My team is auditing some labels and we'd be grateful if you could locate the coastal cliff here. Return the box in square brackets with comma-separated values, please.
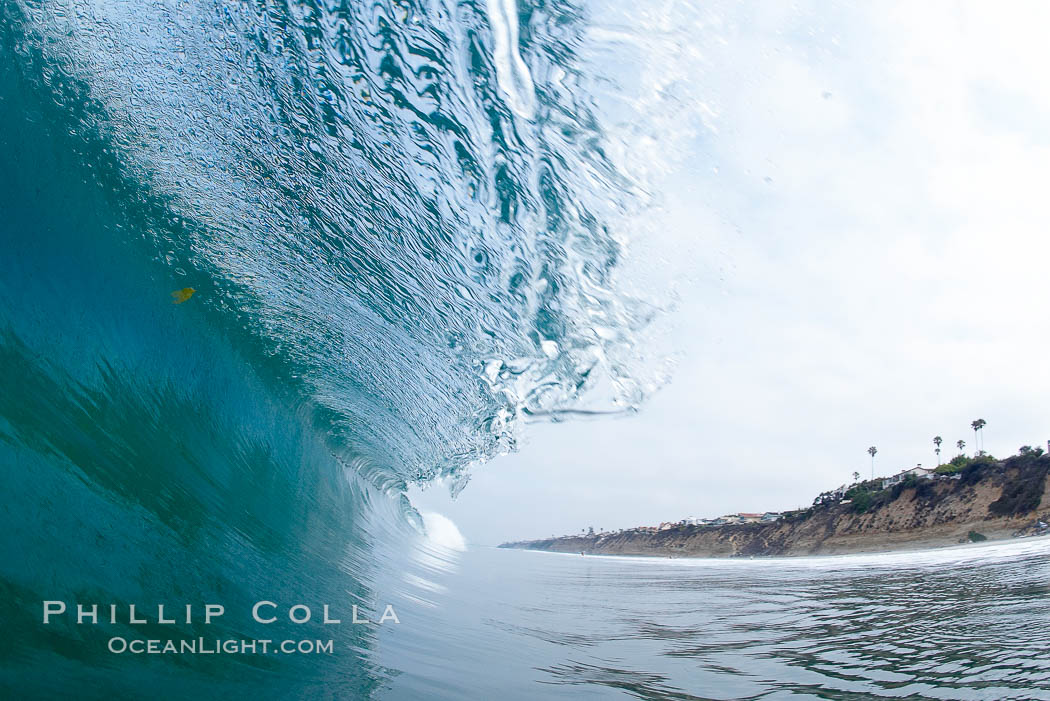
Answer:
[499, 452, 1050, 557]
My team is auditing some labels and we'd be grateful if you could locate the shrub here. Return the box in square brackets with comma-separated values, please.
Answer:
[968, 531, 987, 542]
[912, 477, 936, 499]
[812, 490, 838, 507]
[960, 456, 996, 485]
[850, 491, 874, 513]
[936, 454, 972, 474]
[844, 482, 877, 500]
[989, 474, 1045, 516]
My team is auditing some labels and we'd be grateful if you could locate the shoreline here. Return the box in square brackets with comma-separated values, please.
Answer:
[498, 529, 1050, 564]
[501, 453, 1050, 559]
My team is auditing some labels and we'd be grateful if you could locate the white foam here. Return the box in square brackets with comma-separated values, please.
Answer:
[484, 0, 537, 120]
[421, 511, 467, 552]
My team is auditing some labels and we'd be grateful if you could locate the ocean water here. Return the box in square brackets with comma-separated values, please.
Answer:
[2, 0, 1048, 699]
[377, 538, 1050, 700]
[0, 0, 654, 696]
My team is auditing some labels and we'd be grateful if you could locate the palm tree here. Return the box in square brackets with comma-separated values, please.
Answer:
[852, 471, 860, 483]
[867, 446, 878, 479]
[957, 439, 966, 455]
[971, 419, 986, 455]
[933, 436, 942, 465]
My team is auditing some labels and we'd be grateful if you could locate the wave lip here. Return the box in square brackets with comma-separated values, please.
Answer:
[0, 0, 669, 691]
[2, 0, 662, 489]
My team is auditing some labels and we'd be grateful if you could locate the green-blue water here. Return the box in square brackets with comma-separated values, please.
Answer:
[3, 0, 1049, 698]
[0, 0, 648, 696]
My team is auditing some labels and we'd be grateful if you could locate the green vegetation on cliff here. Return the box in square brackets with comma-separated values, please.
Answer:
[500, 448, 1050, 558]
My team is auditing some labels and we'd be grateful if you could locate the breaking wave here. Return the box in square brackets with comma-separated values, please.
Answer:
[0, 0, 666, 695]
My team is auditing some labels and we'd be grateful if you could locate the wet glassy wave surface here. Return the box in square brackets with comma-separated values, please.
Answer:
[1, 0, 662, 489]
[0, 0, 660, 696]
[2, 0, 1046, 698]
[379, 539, 1050, 700]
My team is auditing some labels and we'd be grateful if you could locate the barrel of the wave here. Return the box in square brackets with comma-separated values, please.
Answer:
[0, 40, 399, 699]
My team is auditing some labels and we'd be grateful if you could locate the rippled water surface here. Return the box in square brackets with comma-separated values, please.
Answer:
[377, 538, 1050, 699]
[3, 0, 1046, 697]
[0, 0, 663, 693]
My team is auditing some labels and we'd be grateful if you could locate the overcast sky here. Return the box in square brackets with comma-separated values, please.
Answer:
[411, 0, 1050, 545]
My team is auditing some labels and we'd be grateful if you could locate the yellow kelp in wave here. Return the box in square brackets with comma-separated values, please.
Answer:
[171, 287, 196, 304]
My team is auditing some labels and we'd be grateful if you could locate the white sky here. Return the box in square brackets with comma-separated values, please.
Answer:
[411, 0, 1050, 544]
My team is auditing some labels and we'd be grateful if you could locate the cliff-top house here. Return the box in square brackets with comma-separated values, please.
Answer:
[882, 464, 935, 489]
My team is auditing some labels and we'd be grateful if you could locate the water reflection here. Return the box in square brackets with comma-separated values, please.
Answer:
[378, 538, 1050, 700]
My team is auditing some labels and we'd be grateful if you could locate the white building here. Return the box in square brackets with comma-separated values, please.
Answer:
[882, 464, 935, 489]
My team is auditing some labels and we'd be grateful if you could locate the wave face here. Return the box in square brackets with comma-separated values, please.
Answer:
[0, 0, 655, 695]
[1, 0, 654, 489]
